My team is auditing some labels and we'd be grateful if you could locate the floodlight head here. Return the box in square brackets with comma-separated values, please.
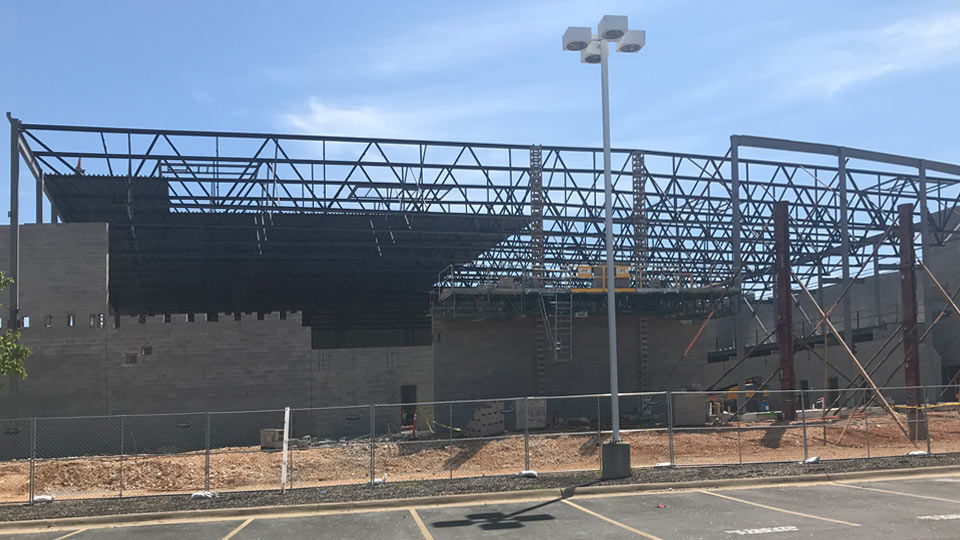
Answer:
[581, 40, 602, 64]
[616, 29, 645, 53]
[562, 26, 592, 51]
[598, 15, 628, 40]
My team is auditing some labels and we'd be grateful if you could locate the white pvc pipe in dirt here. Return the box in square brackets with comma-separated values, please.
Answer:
[280, 406, 290, 492]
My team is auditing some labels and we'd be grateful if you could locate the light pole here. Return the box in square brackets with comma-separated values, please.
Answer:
[563, 15, 645, 479]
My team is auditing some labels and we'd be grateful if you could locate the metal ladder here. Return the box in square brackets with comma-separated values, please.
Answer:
[553, 292, 573, 363]
[534, 305, 547, 395]
[539, 292, 573, 363]
[637, 317, 655, 417]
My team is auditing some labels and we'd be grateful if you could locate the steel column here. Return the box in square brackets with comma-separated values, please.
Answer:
[898, 203, 926, 440]
[529, 146, 544, 282]
[730, 137, 747, 411]
[838, 149, 853, 347]
[774, 202, 796, 420]
[917, 161, 929, 324]
[632, 152, 646, 286]
[7, 115, 20, 416]
[35, 172, 42, 224]
[8, 115, 20, 331]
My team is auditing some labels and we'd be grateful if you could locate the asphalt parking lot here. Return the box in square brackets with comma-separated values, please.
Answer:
[4, 474, 960, 539]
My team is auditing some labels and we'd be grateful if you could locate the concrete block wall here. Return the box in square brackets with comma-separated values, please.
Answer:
[433, 314, 643, 401]
[0, 224, 434, 430]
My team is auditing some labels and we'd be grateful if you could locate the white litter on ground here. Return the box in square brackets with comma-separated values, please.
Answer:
[191, 491, 218, 499]
[516, 470, 539, 478]
[654, 462, 674, 469]
[31, 495, 55, 503]
[908, 450, 929, 456]
[370, 473, 388, 486]
[802, 456, 821, 464]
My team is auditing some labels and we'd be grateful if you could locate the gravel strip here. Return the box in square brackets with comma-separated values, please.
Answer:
[3, 453, 958, 523]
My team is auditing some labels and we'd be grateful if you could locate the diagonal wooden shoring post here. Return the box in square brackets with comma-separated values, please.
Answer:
[868, 295, 958, 404]
[741, 296, 772, 343]
[824, 324, 904, 415]
[808, 220, 899, 337]
[728, 328, 863, 426]
[919, 261, 960, 404]
[793, 272, 915, 445]
[660, 309, 715, 389]
[791, 293, 814, 327]
[920, 262, 960, 320]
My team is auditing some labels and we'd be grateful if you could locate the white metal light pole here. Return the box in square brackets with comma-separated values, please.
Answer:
[563, 16, 645, 448]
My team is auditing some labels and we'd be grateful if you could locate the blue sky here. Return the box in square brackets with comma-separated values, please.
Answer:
[2, 0, 960, 223]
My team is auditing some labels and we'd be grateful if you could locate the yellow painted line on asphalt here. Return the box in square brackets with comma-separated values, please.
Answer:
[221, 518, 254, 540]
[409, 509, 435, 540]
[832, 482, 960, 504]
[53, 530, 85, 540]
[561, 499, 663, 539]
[699, 490, 860, 527]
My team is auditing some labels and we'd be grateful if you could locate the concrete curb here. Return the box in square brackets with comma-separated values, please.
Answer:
[4, 464, 960, 533]
[560, 464, 960, 496]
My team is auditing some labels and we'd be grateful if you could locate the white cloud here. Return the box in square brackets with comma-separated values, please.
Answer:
[769, 8, 960, 98]
[279, 89, 579, 141]
[282, 101, 404, 138]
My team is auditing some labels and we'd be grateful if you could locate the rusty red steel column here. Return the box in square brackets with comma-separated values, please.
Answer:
[774, 202, 796, 421]
[898, 203, 926, 440]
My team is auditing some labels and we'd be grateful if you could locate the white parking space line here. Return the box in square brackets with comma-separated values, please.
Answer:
[917, 514, 960, 520]
[700, 491, 860, 527]
[832, 482, 960, 504]
[724, 525, 799, 535]
[561, 499, 663, 539]
[53, 531, 85, 540]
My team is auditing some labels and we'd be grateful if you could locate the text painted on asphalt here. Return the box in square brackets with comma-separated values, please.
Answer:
[725, 526, 799, 535]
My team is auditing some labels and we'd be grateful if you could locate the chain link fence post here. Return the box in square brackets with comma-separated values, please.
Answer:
[865, 415, 870, 458]
[799, 390, 808, 461]
[28, 417, 36, 505]
[666, 391, 674, 465]
[204, 412, 211, 491]
[737, 418, 742, 465]
[523, 397, 530, 471]
[119, 415, 125, 497]
[923, 386, 932, 454]
[596, 395, 602, 470]
[280, 407, 290, 493]
[368, 404, 375, 485]
[448, 402, 454, 480]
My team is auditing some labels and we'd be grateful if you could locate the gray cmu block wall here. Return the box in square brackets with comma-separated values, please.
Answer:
[0, 223, 434, 429]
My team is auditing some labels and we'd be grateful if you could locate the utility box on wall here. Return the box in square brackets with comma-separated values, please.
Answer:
[516, 398, 547, 430]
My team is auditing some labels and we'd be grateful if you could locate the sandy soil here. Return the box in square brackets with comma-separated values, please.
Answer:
[1, 411, 957, 502]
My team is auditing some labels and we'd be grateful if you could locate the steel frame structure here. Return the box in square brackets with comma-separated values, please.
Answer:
[8, 115, 960, 328]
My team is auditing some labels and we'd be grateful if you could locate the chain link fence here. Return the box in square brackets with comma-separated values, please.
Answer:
[1, 384, 958, 503]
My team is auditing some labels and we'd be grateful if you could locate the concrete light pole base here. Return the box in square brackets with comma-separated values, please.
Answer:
[601, 442, 631, 479]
